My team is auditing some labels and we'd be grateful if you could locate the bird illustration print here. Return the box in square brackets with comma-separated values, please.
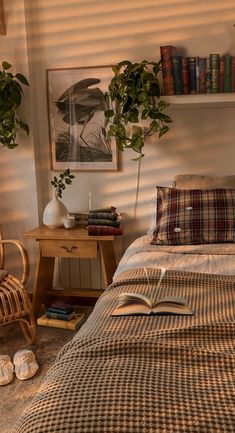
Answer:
[55, 78, 112, 162]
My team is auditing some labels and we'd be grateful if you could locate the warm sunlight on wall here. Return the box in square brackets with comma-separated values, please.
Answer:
[1, 0, 235, 290]
[23, 0, 235, 250]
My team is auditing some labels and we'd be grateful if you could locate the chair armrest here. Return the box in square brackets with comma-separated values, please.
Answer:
[0, 240, 29, 285]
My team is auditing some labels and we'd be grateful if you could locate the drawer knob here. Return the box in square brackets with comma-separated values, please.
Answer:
[61, 245, 78, 253]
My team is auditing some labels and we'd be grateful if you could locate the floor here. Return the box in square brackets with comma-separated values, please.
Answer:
[0, 307, 91, 433]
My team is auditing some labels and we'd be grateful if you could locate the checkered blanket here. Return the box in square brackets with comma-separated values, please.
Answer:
[13, 268, 235, 432]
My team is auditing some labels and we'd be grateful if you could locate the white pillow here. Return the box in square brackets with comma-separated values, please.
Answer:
[174, 174, 235, 189]
[147, 193, 157, 235]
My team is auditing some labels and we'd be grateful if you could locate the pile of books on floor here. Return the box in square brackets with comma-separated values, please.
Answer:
[160, 45, 235, 96]
[87, 206, 123, 236]
[37, 302, 85, 331]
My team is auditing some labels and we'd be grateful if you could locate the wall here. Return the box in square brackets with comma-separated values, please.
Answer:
[0, 0, 38, 288]
[1, 0, 235, 289]
[25, 0, 235, 241]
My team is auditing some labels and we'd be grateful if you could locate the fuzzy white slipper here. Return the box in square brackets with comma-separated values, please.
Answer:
[0, 355, 14, 386]
[13, 349, 39, 381]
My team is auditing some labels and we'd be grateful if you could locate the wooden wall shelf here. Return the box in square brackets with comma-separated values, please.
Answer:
[165, 93, 235, 109]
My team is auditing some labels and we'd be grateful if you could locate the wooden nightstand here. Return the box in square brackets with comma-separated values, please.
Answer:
[24, 226, 117, 318]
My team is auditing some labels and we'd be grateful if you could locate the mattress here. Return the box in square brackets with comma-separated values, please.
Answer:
[13, 238, 235, 433]
[114, 235, 235, 278]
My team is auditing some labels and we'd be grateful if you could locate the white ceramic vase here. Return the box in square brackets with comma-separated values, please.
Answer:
[43, 195, 68, 228]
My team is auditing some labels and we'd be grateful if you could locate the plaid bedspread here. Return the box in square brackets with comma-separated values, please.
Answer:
[13, 268, 235, 432]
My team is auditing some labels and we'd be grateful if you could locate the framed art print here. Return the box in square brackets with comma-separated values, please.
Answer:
[47, 65, 117, 171]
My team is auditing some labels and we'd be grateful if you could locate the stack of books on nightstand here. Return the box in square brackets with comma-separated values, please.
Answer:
[37, 302, 85, 331]
[87, 207, 123, 236]
[68, 211, 89, 228]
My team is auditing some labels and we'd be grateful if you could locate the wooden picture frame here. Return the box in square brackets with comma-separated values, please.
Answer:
[0, 0, 5, 35]
[47, 65, 118, 171]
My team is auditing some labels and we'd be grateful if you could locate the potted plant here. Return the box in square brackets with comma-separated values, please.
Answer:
[43, 169, 75, 228]
[105, 59, 172, 159]
[0, 61, 29, 149]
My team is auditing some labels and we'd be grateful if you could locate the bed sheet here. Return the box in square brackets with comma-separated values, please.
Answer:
[114, 235, 235, 279]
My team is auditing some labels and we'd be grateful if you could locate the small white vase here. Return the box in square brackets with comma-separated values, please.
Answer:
[43, 195, 68, 228]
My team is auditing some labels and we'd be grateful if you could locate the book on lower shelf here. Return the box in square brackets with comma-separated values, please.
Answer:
[46, 310, 75, 321]
[37, 312, 86, 330]
[111, 293, 194, 316]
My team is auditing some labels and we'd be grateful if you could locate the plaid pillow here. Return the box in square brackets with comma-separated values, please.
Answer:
[151, 186, 235, 245]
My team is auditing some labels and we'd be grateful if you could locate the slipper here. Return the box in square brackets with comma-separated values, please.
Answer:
[13, 349, 39, 381]
[0, 355, 14, 386]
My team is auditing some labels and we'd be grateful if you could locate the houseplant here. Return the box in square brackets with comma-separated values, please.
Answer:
[43, 169, 75, 228]
[0, 61, 29, 149]
[105, 59, 172, 159]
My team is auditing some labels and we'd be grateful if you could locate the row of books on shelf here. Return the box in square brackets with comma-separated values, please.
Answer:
[160, 45, 235, 96]
[69, 206, 124, 236]
[37, 302, 85, 330]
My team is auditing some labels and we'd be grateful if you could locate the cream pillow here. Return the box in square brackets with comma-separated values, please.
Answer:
[174, 174, 235, 189]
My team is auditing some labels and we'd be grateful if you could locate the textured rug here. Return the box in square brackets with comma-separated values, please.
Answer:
[0, 308, 91, 433]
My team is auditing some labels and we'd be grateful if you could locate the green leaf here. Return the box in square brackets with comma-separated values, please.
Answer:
[159, 125, 170, 138]
[157, 113, 173, 123]
[128, 109, 139, 123]
[141, 109, 149, 120]
[132, 153, 145, 161]
[150, 120, 159, 132]
[117, 60, 132, 68]
[104, 109, 114, 118]
[15, 73, 29, 86]
[2, 61, 12, 70]
[19, 121, 29, 135]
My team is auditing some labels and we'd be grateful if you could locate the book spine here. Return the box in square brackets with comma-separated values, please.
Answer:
[88, 225, 124, 236]
[46, 312, 74, 321]
[198, 57, 206, 93]
[206, 57, 211, 93]
[51, 301, 74, 310]
[196, 56, 200, 93]
[219, 56, 225, 92]
[210, 54, 220, 93]
[87, 219, 120, 227]
[91, 207, 116, 213]
[224, 54, 232, 93]
[232, 56, 235, 92]
[188, 57, 197, 94]
[160, 45, 177, 95]
[37, 317, 77, 330]
[88, 212, 118, 220]
[47, 307, 74, 315]
[172, 55, 182, 95]
[180, 57, 189, 95]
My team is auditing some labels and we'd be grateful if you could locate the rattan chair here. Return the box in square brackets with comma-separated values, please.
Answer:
[0, 237, 36, 343]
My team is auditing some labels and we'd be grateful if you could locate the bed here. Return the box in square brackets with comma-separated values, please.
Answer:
[13, 174, 235, 433]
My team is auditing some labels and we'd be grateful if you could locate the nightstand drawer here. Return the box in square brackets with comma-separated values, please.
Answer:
[40, 240, 97, 258]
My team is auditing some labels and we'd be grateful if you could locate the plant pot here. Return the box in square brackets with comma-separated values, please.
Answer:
[43, 195, 68, 228]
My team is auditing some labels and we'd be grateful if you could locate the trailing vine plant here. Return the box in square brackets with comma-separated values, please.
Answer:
[0, 61, 29, 149]
[105, 59, 172, 159]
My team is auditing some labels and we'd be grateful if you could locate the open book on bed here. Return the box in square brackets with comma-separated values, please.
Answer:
[111, 293, 194, 316]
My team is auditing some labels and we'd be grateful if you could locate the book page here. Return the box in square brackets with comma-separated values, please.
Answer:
[152, 303, 193, 315]
[116, 292, 152, 308]
[111, 303, 151, 316]
[155, 296, 187, 306]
